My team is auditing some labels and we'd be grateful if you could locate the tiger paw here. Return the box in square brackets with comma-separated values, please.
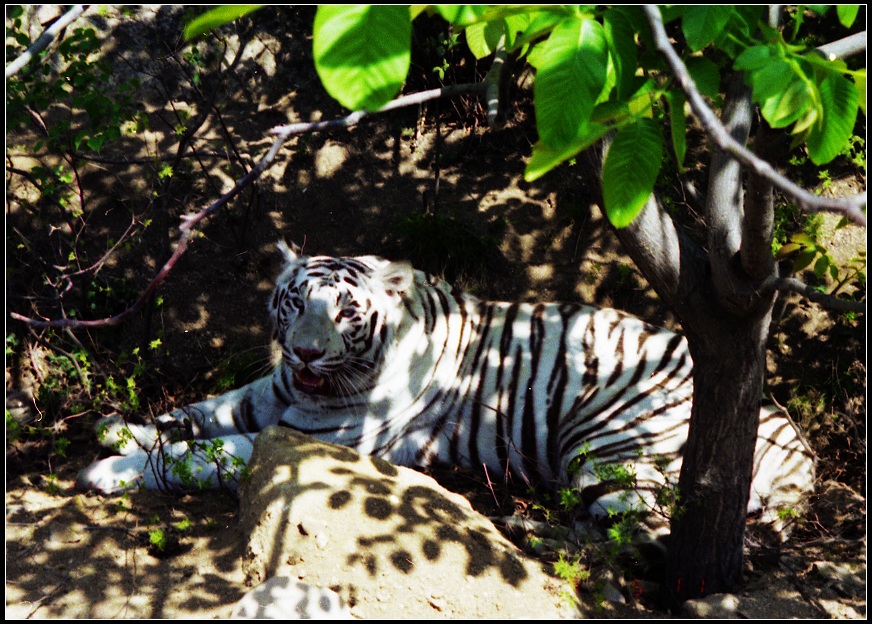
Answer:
[76, 451, 149, 494]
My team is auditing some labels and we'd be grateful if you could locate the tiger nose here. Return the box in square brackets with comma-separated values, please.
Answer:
[294, 348, 325, 363]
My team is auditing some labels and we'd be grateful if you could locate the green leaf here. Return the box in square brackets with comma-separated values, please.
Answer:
[184, 6, 264, 41]
[666, 90, 687, 170]
[602, 118, 663, 228]
[836, 5, 859, 28]
[512, 11, 567, 53]
[681, 6, 733, 51]
[792, 248, 817, 273]
[524, 122, 609, 182]
[806, 73, 860, 165]
[735, 44, 776, 72]
[742, 56, 793, 104]
[813, 256, 830, 279]
[502, 13, 533, 50]
[686, 56, 720, 99]
[603, 8, 637, 100]
[854, 70, 866, 116]
[805, 6, 830, 16]
[761, 76, 814, 129]
[432, 5, 488, 27]
[313, 6, 411, 111]
[532, 16, 608, 149]
[464, 20, 505, 59]
[775, 242, 802, 260]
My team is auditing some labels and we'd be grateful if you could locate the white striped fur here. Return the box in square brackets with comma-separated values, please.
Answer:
[79, 243, 815, 535]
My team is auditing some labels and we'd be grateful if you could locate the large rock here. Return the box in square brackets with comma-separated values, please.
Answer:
[238, 426, 578, 619]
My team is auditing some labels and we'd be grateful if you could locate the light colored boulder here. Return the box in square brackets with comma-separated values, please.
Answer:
[238, 426, 578, 619]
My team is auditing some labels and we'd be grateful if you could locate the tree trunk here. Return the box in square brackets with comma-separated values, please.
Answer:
[663, 305, 773, 605]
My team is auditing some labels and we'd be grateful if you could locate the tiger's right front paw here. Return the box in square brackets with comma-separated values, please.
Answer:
[76, 451, 149, 494]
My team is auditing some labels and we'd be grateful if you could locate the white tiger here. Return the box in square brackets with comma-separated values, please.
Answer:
[78, 242, 815, 533]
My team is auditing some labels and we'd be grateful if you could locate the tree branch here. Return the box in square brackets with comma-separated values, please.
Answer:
[10, 82, 489, 330]
[741, 124, 778, 281]
[5, 6, 88, 78]
[483, 40, 508, 127]
[594, 137, 709, 320]
[762, 276, 866, 313]
[270, 83, 486, 139]
[705, 74, 761, 315]
[817, 31, 867, 60]
[740, 8, 781, 283]
[642, 5, 866, 227]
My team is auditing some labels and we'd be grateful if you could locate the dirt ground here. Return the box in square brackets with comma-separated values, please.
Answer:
[5, 6, 866, 619]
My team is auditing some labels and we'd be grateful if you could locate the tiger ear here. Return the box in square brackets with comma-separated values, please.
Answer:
[377, 261, 414, 297]
[277, 240, 303, 264]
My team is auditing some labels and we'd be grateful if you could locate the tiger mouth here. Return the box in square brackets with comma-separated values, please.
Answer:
[293, 368, 330, 395]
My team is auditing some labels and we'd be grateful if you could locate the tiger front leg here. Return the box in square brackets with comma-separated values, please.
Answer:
[90, 382, 262, 455]
[78, 434, 256, 493]
[92, 409, 200, 456]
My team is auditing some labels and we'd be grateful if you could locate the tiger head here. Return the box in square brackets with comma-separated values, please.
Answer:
[269, 241, 415, 398]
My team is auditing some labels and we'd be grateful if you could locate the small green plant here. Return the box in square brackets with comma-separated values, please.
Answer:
[605, 510, 642, 549]
[43, 475, 62, 494]
[838, 134, 865, 170]
[6, 411, 23, 445]
[652, 456, 683, 520]
[553, 551, 590, 588]
[615, 263, 636, 289]
[776, 222, 866, 297]
[148, 528, 168, 552]
[584, 262, 602, 285]
[558, 486, 583, 511]
[52, 436, 72, 459]
[114, 489, 132, 512]
[7, 10, 143, 161]
[526, 535, 544, 551]
[168, 454, 197, 489]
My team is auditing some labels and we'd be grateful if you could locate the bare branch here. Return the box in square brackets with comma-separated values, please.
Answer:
[817, 31, 867, 60]
[270, 83, 486, 139]
[5, 6, 88, 78]
[642, 6, 866, 227]
[762, 276, 866, 313]
[483, 40, 508, 127]
[10, 82, 488, 330]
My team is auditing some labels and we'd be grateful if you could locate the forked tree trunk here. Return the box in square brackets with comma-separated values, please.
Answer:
[596, 74, 777, 607]
[664, 308, 773, 604]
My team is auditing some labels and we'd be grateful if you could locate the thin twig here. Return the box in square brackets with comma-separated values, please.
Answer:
[642, 5, 866, 226]
[761, 275, 866, 313]
[10, 82, 488, 329]
[5, 5, 88, 77]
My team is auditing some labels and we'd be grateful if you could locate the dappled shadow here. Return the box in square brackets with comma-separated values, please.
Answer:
[6, 5, 674, 393]
[5, 479, 245, 618]
[6, 6, 863, 620]
[235, 427, 557, 617]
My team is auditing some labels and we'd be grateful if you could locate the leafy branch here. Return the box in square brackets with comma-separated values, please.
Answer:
[9, 5, 865, 331]
[5, 5, 88, 77]
[641, 6, 866, 227]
